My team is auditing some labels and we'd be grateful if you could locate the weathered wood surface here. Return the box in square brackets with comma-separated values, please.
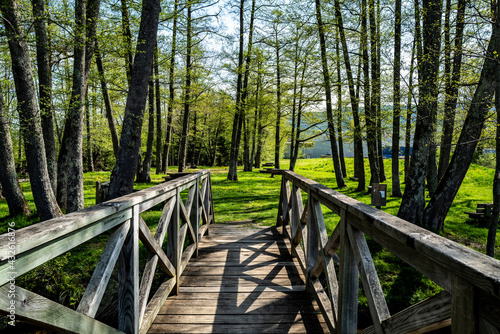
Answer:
[149, 223, 328, 333]
[277, 171, 500, 333]
[0, 170, 214, 334]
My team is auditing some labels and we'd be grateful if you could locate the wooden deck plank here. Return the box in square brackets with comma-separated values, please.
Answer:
[148, 224, 327, 333]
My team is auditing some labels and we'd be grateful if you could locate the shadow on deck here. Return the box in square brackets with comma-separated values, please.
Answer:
[149, 222, 328, 333]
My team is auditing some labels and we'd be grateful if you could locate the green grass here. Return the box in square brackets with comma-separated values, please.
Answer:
[1, 159, 499, 328]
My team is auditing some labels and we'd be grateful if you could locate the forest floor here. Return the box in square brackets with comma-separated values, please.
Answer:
[0, 157, 498, 329]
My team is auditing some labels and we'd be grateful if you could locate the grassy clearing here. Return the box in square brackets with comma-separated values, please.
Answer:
[0, 158, 498, 328]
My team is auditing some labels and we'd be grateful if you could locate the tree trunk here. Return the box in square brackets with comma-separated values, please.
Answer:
[254, 58, 264, 169]
[1, 0, 62, 220]
[289, 27, 300, 171]
[364, 0, 380, 185]
[227, 0, 245, 181]
[162, 0, 178, 173]
[336, 36, 347, 178]
[108, 0, 161, 199]
[487, 58, 500, 257]
[335, 2, 365, 191]
[177, 2, 192, 173]
[137, 73, 155, 183]
[438, 0, 466, 178]
[398, 0, 442, 225]
[405, 40, 415, 180]
[290, 58, 308, 172]
[315, 0, 345, 188]
[274, 35, 282, 171]
[32, 0, 57, 193]
[95, 41, 119, 157]
[85, 93, 94, 172]
[0, 83, 30, 216]
[422, 7, 499, 231]
[154, 45, 162, 174]
[242, 0, 256, 173]
[57, 0, 100, 213]
[121, 0, 133, 85]
[375, 0, 386, 182]
[391, 0, 402, 197]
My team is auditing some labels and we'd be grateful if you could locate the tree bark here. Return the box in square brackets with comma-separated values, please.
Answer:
[391, 0, 402, 197]
[32, 0, 57, 193]
[364, 0, 380, 185]
[178, 2, 192, 173]
[438, 0, 466, 178]
[398, 0, 442, 225]
[335, 0, 364, 191]
[336, 35, 347, 178]
[95, 41, 119, 157]
[0, 84, 30, 216]
[108, 0, 161, 199]
[375, 0, 386, 182]
[137, 72, 155, 183]
[274, 32, 282, 171]
[121, 0, 133, 85]
[422, 6, 499, 231]
[154, 45, 162, 174]
[315, 0, 345, 188]
[1, 0, 62, 220]
[405, 40, 415, 180]
[242, 0, 256, 172]
[162, 0, 178, 173]
[85, 93, 94, 172]
[57, 0, 100, 213]
[487, 60, 500, 257]
[227, 0, 246, 180]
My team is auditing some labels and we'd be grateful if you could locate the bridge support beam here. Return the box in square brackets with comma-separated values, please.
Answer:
[118, 206, 140, 334]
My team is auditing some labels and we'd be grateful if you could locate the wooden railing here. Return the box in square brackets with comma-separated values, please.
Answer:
[277, 170, 500, 333]
[0, 170, 214, 334]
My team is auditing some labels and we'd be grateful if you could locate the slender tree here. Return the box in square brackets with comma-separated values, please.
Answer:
[108, 0, 161, 199]
[155, 45, 162, 173]
[398, 0, 442, 224]
[95, 41, 119, 157]
[438, 0, 466, 178]
[363, 0, 380, 184]
[242, 0, 256, 172]
[178, 2, 193, 172]
[162, 0, 179, 173]
[137, 72, 155, 182]
[336, 33, 347, 178]
[315, 0, 345, 188]
[391, 0, 402, 197]
[1, 0, 62, 220]
[32, 0, 57, 193]
[0, 84, 30, 217]
[121, 0, 133, 84]
[227, 0, 246, 180]
[405, 41, 415, 179]
[335, 0, 365, 191]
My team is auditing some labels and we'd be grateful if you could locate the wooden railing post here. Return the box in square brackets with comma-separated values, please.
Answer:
[191, 177, 200, 257]
[338, 209, 358, 333]
[306, 191, 318, 293]
[118, 206, 140, 334]
[167, 189, 180, 296]
[451, 274, 476, 333]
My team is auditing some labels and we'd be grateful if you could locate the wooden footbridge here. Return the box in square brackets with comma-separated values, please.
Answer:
[1, 170, 500, 333]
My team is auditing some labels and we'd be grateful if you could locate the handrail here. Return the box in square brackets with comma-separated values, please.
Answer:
[276, 170, 500, 333]
[0, 170, 215, 334]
